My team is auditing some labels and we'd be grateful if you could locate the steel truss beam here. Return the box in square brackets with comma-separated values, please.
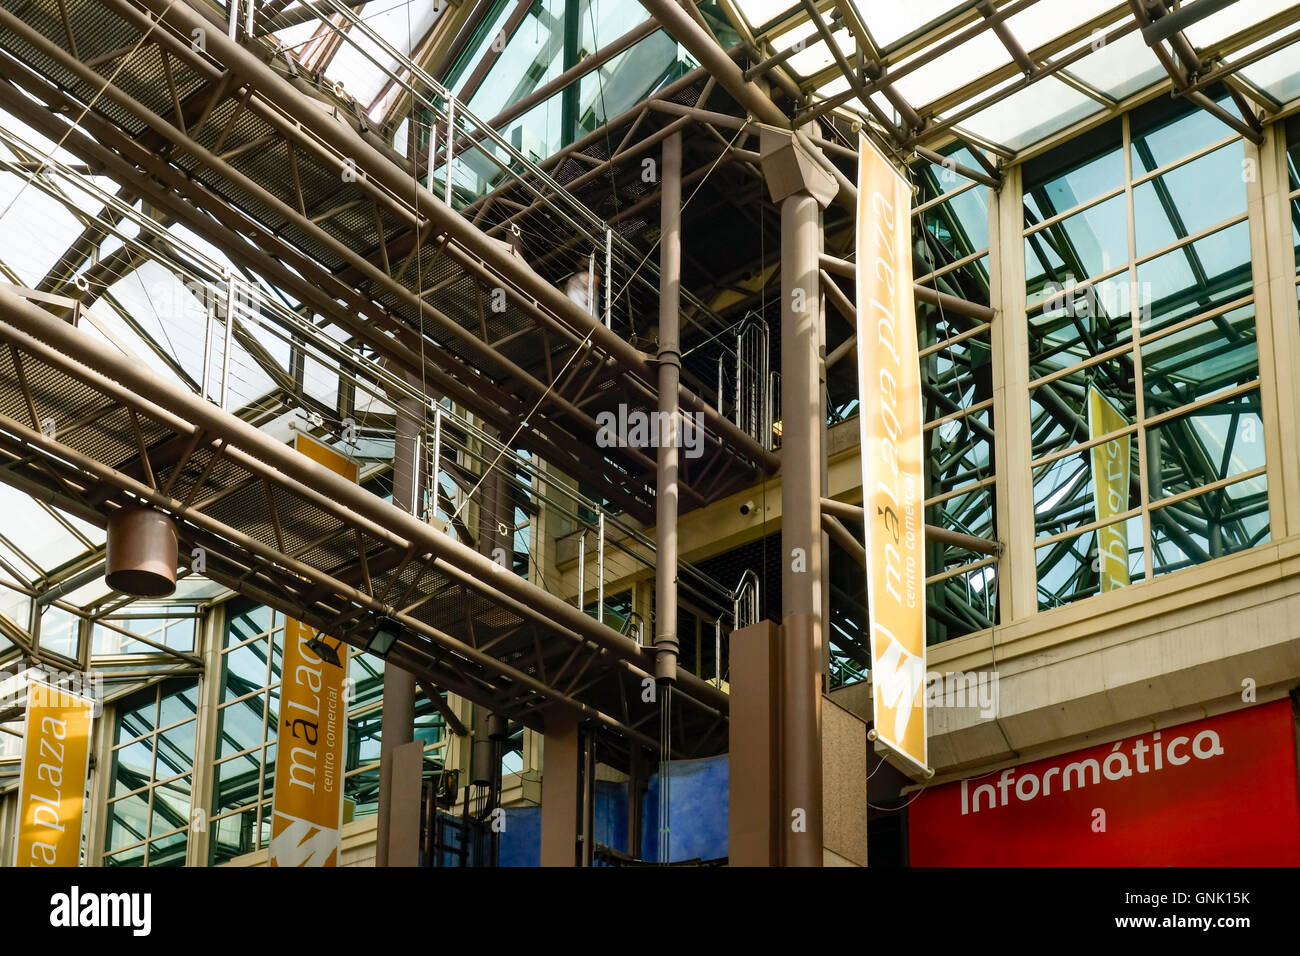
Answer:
[0, 285, 729, 760]
[0, 0, 773, 527]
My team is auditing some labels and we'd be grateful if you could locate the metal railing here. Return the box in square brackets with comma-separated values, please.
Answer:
[0, 117, 754, 681]
[279, 0, 739, 359]
[718, 314, 778, 450]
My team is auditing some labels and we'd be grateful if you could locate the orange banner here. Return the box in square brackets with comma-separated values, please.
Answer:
[268, 433, 357, 866]
[15, 682, 94, 866]
[856, 134, 928, 776]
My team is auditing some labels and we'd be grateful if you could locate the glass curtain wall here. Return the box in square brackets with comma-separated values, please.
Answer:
[915, 147, 997, 644]
[1023, 93, 1267, 611]
[103, 680, 200, 867]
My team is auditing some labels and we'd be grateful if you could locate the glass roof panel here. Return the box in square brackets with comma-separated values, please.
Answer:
[1063, 30, 1166, 101]
[954, 76, 1103, 151]
[1003, 0, 1119, 51]
[324, 0, 442, 106]
[272, 19, 325, 55]
[64, 577, 113, 609]
[787, 37, 836, 77]
[890, 28, 1011, 107]
[727, 1, 1298, 157]
[1184, 0, 1294, 48]
[739, 0, 806, 32]
[1239, 39, 1300, 102]
[0, 538, 35, 580]
[0, 173, 90, 286]
[0, 579, 29, 631]
[847, 1, 970, 49]
[0, 485, 91, 577]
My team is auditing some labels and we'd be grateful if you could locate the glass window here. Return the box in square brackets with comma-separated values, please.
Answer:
[1133, 141, 1246, 257]
[916, 149, 996, 646]
[1024, 95, 1268, 611]
[1023, 119, 1123, 219]
[92, 606, 197, 656]
[1025, 192, 1129, 299]
[103, 680, 197, 867]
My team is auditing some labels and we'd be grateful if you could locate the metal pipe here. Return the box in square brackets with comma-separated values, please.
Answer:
[220, 272, 234, 410]
[128, 0, 778, 474]
[820, 254, 998, 321]
[655, 131, 682, 683]
[978, 0, 1035, 74]
[779, 189, 824, 866]
[580, 728, 594, 866]
[820, 497, 1002, 556]
[638, 0, 788, 128]
[913, 144, 999, 189]
[597, 511, 605, 624]
[714, 619, 722, 684]
[0, 284, 729, 714]
[603, 227, 612, 329]
[377, 373, 423, 866]
[431, 407, 442, 520]
[201, 300, 214, 402]
[444, 97, 455, 207]
[820, 512, 867, 567]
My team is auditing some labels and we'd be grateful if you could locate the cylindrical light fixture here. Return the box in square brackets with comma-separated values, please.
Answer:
[105, 507, 178, 597]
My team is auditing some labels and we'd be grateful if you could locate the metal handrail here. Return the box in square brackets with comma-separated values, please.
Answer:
[284, 0, 736, 350]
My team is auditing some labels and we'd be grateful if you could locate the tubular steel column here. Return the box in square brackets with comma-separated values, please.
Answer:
[780, 190, 826, 867]
[376, 378, 422, 866]
[654, 131, 683, 683]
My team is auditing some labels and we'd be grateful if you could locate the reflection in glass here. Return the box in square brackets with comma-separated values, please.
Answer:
[1034, 448, 1139, 541]
[1147, 390, 1264, 501]
[1025, 192, 1129, 297]
[1036, 517, 1144, 610]
[1133, 141, 1246, 257]
[1141, 307, 1257, 415]
[1131, 92, 1241, 175]
[1152, 477, 1269, 576]
[1137, 221, 1252, 333]
[1030, 356, 1136, 458]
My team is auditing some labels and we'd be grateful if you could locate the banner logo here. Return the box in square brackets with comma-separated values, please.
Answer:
[268, 435, 355, 866]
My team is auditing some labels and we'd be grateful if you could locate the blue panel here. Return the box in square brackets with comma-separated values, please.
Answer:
[640, 755, 729, 863]
[498, 806, 541, 867]
[593, 779, 628, 855]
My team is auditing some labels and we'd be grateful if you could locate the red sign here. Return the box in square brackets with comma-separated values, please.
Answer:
[908, 699, 1300, 865]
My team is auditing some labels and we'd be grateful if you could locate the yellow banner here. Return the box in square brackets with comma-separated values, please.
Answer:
[15, 682, 94, 867]
[1087, 386, 1131, 591]
[268, 434, 357, 866]
[856, 134, 927, 776]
